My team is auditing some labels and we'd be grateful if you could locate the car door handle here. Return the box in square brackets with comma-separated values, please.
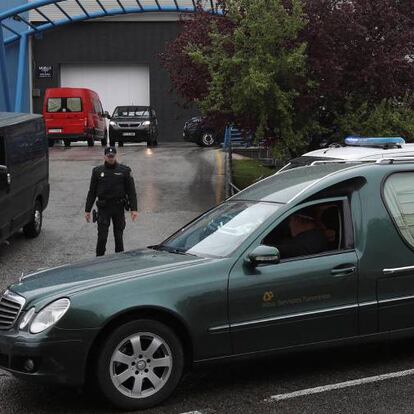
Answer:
[331, 266, 356, 276]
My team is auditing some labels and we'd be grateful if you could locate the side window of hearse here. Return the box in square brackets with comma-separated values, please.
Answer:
[262, 201, 347, 261]
[383, 173, 414, 248]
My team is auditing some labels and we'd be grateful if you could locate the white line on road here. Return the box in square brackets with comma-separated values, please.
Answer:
[267, 368, 414, 402]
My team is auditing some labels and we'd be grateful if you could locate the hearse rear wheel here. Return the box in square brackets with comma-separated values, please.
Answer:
[64, 139, 71, 148]
[23, 200, 42, 238]
[96, 319, 184, 410]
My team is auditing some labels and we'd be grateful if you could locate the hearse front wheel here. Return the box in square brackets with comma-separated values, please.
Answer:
[96, 319, 184, 410]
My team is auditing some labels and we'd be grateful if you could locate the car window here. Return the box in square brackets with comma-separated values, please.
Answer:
[47, 97, 82, 113]
[113, 107, 150, 117]
[160, 201, 281, 258]
[383, 172, 414, 248]
[262, 201, 351, 261]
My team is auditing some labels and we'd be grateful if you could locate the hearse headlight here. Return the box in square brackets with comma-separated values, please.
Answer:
[142, 120, 151, 126]
[30, 298, 71, 334]
[19, 307, 35, 330]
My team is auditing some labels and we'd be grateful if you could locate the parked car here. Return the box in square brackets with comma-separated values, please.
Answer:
[109, 106, 158, 147]
[5, 157, 414, 409]
[0, 113, 49, 243]
[183, 116, 224, 147]
[43, 88, 109, 148]
[279, 136, 414, 172]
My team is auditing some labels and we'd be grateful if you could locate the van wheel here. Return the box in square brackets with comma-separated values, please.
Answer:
[87, 137, 95, 147]
[23, 200, 42, 238]
[96, 319, 184, 410]
[48, 140, 55, 148]
[64, 140, 71, 148]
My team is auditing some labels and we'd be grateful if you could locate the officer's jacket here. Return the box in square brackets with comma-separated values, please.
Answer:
[85, 162, 138, 212]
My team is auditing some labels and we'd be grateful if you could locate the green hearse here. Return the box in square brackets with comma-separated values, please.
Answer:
[1, 159, 414, 410]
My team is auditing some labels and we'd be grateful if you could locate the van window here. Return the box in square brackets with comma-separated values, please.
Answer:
[47, 97, 82, 113]
[383, 173, 414, 248]
[93, 99, 103, 114]
[0, 137, 5, 165]
[262, 201, 352, 260]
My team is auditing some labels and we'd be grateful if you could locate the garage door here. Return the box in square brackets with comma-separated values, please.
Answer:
[60, 64, 150, 115]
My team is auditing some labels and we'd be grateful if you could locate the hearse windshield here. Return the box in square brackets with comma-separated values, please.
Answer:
[157, 201, 281, 258]
[113, 107, 150, 118]
[47, 97, 82, 113]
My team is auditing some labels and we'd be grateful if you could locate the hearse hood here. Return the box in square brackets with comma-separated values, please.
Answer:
[9, 249, 208, 304]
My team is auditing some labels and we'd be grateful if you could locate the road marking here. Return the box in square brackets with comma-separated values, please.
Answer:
[215, 149, 224, 204]
[267, 368, 414, 402]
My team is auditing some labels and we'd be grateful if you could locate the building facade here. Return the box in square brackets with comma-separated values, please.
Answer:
[31, 15, 195, 142]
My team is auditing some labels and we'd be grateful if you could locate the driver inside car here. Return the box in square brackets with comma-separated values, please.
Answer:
[269, 208, 329, 260]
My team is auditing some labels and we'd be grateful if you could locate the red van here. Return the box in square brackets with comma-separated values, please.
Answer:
[43, 88, 108, 147]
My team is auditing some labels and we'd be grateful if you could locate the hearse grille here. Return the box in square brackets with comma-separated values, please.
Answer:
[0, 290, 25, 330]
[118, 122, 140, 128]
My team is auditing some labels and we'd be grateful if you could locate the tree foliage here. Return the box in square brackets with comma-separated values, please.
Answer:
[161, 0, 414, 153]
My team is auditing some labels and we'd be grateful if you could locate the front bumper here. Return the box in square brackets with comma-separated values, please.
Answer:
[47, 133, 89, 142]
[0, 327, 98, 386]
[183, 128, 201, 143]
[109, 127, 150, 142]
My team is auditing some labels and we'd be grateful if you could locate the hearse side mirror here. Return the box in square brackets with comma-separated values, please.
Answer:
[246, 245, 280, 267]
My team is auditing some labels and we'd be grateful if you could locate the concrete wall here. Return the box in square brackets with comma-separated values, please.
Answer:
[32, 21, 197, 142]
[0, 0, 31, 113]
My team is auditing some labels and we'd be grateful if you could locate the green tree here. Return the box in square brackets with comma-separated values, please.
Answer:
[335, 94, 414, 143]
[188, 0, 313, 156]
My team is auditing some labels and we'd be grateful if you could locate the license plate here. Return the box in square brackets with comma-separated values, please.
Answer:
[49, 129, 62, 133]
[123, 132, 135, 136]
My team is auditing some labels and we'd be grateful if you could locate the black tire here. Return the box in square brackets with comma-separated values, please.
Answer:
[109, 139, 116, 147]
[48, 140, 55, 148]
[200, 131, 216, 147]
[118, 141, 124, 147]
[101, 132, 107, 147]
[96, 319, 184, 411]
[23, 200, 42, 238]
[64, 139, 71, 148]
[87, 136, 95, 147]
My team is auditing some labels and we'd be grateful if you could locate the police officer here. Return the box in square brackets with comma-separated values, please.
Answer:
[85, 147, 138, 256]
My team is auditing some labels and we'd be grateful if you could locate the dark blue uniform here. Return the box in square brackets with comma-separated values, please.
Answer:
[85, 162, 137, 256]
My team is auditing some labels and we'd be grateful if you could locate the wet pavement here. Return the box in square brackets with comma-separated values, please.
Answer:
[2, 143, 414, 413]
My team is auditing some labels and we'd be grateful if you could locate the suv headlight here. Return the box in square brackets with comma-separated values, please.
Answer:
[109, 121, 117, 126]
[29, 298, 71, 334]
[142, 120, 151, 126]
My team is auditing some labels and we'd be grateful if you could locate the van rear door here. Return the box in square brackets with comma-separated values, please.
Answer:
[44, 96, 85, 136]
[0, 135, 11, 241]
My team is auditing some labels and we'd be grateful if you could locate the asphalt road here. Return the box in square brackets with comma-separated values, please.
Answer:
[2, 143, 414, 413]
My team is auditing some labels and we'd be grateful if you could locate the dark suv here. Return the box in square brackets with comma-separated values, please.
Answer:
[183, 116, 224, 147]
[109, 106, 158, 147]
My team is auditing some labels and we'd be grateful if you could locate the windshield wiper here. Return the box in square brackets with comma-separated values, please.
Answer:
[150, 245, 197, 257]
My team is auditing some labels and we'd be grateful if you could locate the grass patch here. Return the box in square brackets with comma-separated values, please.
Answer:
[232, 159, 276, 190]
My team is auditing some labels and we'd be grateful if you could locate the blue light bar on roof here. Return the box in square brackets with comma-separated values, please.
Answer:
[345, 136, 406, 147]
